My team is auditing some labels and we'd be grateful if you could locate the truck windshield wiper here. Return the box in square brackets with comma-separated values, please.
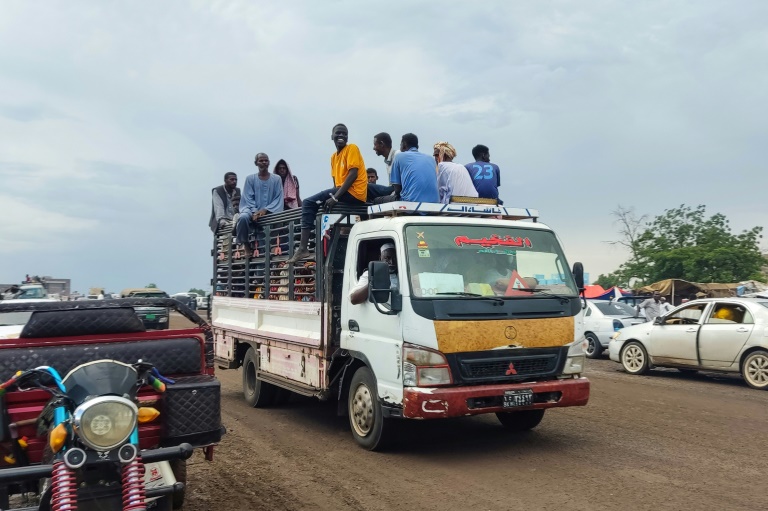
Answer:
[511, 289, 574, 303]
[436, 292, 504, 304]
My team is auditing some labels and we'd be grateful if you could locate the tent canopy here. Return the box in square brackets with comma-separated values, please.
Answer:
[637, 278, 741, 301]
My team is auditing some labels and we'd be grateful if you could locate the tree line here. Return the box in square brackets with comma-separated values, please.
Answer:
[595, 204, 766, 288]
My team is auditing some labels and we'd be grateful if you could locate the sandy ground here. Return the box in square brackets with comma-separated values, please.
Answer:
[180, 356, 768, 511]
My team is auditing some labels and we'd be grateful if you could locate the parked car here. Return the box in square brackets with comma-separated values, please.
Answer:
[172, 292, 198, 310]
[583, 300, 646, 358]
[196, 294, 210, 310]
[608, 298, 768, 389]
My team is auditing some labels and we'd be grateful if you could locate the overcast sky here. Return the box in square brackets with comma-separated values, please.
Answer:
[1, 1, 766, 294]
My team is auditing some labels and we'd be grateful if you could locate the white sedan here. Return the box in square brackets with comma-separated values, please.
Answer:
[583, 300, 646, 358]
[609, 297, 768, 389]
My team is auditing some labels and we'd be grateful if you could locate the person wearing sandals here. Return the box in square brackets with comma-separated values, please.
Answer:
[287, 123, 368, 263]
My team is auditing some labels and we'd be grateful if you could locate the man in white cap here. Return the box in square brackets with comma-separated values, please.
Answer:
[349, 242, 398, 305]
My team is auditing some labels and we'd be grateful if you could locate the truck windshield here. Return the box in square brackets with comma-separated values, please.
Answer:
[19, 287, 45, 299]
[404, 225, 578, 299]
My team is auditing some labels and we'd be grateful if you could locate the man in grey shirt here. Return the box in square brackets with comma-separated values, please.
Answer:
[210, 172, 240, 232]
[637, 291, 663, 322]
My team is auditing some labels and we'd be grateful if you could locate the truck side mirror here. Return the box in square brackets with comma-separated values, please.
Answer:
[368, 261, 391, 304]
[572, 262, 585, 290]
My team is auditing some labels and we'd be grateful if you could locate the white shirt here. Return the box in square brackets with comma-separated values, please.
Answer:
[349, 270, 399, 301]
[384, 148, 400, 183]
[437, 161, 479, 204]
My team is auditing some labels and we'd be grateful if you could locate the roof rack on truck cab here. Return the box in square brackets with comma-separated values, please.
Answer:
[367, 201, 539, 221]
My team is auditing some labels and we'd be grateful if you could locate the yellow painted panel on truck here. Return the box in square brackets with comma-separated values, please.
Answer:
[434, 317, 574, 353]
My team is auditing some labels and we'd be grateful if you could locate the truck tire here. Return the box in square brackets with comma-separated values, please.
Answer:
[585, 333, 602, 359]
[170, 459, 187, 509]
[242, 347, 277, 407]
[495, 409, 545, 431]
[348, 366, 392, 451]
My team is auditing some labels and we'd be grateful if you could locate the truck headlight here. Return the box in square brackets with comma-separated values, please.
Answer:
[73, 396, 137, 451]
[562, 339, 586, 376]
[402, 344, 452, 387]
[159, 317, 168, 323]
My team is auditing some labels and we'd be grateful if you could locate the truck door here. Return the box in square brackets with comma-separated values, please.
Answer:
[340, 236, 403, 405]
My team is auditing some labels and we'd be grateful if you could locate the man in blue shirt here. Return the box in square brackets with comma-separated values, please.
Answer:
[465, 144, 501, 202]
[389, 133, 439, 203]
[237, 152, 284, 257]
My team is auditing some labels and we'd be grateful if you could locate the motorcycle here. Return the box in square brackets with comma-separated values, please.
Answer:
[0, 359, 193, 510]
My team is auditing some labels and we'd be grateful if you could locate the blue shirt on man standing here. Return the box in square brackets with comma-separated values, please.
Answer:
[390, 148, 439, 203]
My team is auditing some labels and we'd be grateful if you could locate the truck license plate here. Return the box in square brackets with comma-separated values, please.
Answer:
[503, 389, 533, 408]
[145, 314, 156, 320]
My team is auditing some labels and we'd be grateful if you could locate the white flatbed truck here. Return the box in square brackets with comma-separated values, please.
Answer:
[211, 201, 590, 450]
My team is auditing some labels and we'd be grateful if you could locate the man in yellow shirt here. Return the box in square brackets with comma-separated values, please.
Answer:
[288, 123, 368, 263]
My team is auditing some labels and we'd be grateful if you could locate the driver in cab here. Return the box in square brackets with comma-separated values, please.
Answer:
[349, 243, 398, 305]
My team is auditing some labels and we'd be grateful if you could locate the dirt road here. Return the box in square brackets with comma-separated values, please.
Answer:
[182, 358, 768, 511]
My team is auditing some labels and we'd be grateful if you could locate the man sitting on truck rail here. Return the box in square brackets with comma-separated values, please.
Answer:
[237, 153, 284, 257]
[209, 172, 240, 233]
[349, 242, 398, 305]
[288, 124, 369, 263]
[389, 133, 440, 204]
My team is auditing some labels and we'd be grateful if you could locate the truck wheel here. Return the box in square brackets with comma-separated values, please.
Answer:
[348, 366, 391, 451]
[585, 333, 602, 359]
[242, 347, 277, 407]
[621, 341, 649, 375]
[170, 459, 186, 509]
[496, 409, 545, 431]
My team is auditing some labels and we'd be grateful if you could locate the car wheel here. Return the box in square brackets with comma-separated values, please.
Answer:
[585, 333, 602, 359]
[242, 347, 277, 407]
[496, 409, 545, 431]
[621, 341, 649, 375]
[741, 350, 768, 390]
[348, 366, 392, 451]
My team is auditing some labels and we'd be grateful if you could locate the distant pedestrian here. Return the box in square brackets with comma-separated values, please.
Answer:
[433, 141, 478, 204]
[389, 133, 439, 203]
[659, 296, 672, 315]
[465, 144, 501, 203]
[637, 292, 663, 322]
[273, 159, 302, 209]
[209, 172, 240, 232]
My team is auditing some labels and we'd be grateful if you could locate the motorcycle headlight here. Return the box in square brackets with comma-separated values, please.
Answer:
[73, 396, 137, 451]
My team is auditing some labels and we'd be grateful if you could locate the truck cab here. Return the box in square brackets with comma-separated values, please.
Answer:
[212, 201, 589, 449]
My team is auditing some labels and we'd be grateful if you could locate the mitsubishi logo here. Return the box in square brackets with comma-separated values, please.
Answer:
[505, 362, 517, 376]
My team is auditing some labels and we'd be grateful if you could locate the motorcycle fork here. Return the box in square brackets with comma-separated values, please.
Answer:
[121, 427, 147, 511]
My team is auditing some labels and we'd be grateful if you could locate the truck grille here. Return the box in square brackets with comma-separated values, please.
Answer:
[453, 349, 563, 383]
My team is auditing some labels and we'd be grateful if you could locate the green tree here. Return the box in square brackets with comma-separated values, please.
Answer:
[594, 273, 621, 289]
[189, 288, 206, 296]
[146, 283, 157, 288]
[608, 204, 764, 284]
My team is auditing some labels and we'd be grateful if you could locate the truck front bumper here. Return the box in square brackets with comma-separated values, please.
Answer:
[401, 377, 590, 419]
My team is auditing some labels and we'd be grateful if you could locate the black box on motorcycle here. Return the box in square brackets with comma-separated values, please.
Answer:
[162, 375, 222, 440]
